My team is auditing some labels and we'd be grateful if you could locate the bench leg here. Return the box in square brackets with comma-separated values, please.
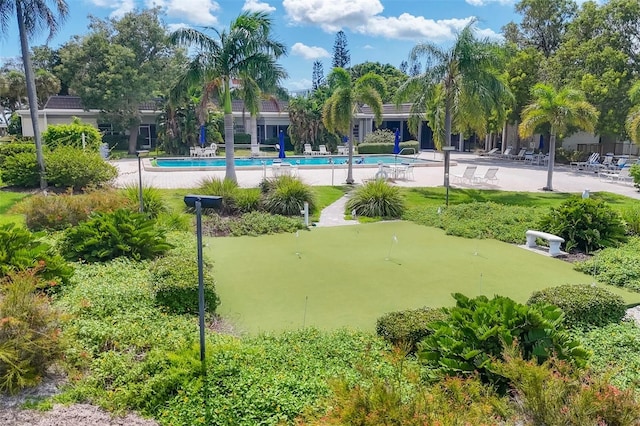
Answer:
[548, 241, 562, 256]
[526, 235, 537, 248]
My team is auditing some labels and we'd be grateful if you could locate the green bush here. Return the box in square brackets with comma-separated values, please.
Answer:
[375, 307, 448, 353]
[1, 152, 39, 188]
[357, 141, 419, 154]
[621, 203, 640, 236]
[418, 293, 589, 392]
[346, 179, 405, 218]
[234, 188, 262, 213]
[42, 117, 102, 151]
[0, 143, 36, 169]
[101, 134, 129, 151]
[538, 196, 627, 253]
[363, 129, 395, 144]
[60, 209, 173, 262]
[203, 211, 306, 237]
[122, 185, 167, 219]
[198, 176, 239, 215]
[527, 284, 626, 328]
[0, 270, 62, 394]
[263, 175, 316, 216]
[17, 189, 132, 231]
[574, 237, 640, 291]
[150, 255, 219, 315]
[630, 163, 640, 189]
[45, 146, 118, 190]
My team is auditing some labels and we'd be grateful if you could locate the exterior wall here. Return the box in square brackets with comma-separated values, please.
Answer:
[560, 131, 599, 151]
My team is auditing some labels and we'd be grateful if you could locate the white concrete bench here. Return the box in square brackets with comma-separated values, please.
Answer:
[526, 230, 565, 257]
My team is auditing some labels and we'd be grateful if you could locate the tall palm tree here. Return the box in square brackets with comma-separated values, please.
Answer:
[519, 83, 599, 191]
[323, 68, 385, 184]
[625, 80, 640, 145]
[171, 11, 286, 183]
[396, 20, 510, 151]
[0, 0, 68, 189]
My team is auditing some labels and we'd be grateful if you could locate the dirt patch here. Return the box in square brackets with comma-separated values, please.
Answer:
[559, 251, 592, 264]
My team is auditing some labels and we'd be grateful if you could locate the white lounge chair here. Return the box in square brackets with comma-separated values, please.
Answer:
[499, 147, 513, 159]
[510, 148, 527, 161]
[570, 153, 599, 170]
[452, 165, 478, 184]
[250, 145, 261, 157]
[303, 144, 314, 156]
[189, 147, 197, 157]
[318, 145, 330, 155]
[474, 167, 499, 185]
[600, 167, 632, 184]
[483, 148, 500, 157]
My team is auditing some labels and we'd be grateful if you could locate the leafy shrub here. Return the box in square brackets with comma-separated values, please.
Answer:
[203, 211, 305, 237]
[263, 175, 316, 216]
[418, 293, 589, 392]
[363, 129, 395, 144]
[234, 188, 262, 213]
[1, 152, 39, 187]
[150, 255, 219, 315]
[122, 185, 167, 219]
[630, 163, 640, 189]
[538, 196, 627, 253]
[375, 307, 448, 353]
[42, 117, 102, 151]
[346, 179, 405, 218]
[574, 237, 640, 291]
[45, 146, 117, 190]
[0, 143, 35, 169]
[0, 223, 73, 288]
[17, 188, 132, 231]
[527, 284, 626, 328]
[621, 203, 640, 235]
[198, 176, 239, 214]
[357, 141, 419, 154]
[0, 270, 62, 394]
[59, 209, 173, 262]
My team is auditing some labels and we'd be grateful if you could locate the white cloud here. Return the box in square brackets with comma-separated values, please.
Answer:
[465, 0, 513, 6]
[287, 78, 312, 91]
[109, 0, 136, 19]
[283, 0, 384, 32]
[149, 0, 220, 25]
[291, 42, 330, 60]
[242, 0, 276, 13]
[363, 44, 373, 49]
[167, 23, 190, 32]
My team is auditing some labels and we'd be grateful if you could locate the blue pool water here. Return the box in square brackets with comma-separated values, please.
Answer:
[156, 155, 427, 168]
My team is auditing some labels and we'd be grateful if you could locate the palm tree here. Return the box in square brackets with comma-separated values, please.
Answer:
[396, 20, 510, 151]
[0, 0, 68, 189]
[323, 68, 385, 184]
[625, 80, 640, 145]
[171, 11, 286, 183]
[519, 83, 599, 191]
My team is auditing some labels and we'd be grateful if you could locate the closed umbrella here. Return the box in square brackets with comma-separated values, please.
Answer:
[199, 125, 206, 147]
[539, 134, 544, 151]
[393, 128, 401, 154]
[278, 130, 286, 159]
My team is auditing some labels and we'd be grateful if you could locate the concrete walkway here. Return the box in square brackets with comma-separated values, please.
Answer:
[316, 194, 358, 227]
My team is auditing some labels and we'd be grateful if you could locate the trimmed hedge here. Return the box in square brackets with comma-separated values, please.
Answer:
[376, 307, 448, 353]
[357, 141, 419, 154]
[1, 152, 39, 187]
[527, 284, 626, 329]
[46, 146, 118, 189]
[0, 143, 36, 169]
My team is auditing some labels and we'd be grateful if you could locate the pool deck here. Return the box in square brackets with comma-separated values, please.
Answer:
[113, 152, 640, 199]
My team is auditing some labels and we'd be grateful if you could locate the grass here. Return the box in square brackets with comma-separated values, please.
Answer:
[207, 221, 640, 334]
[0, 189, 29, 225]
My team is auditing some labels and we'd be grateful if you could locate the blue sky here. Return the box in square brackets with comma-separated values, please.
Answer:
[0, 0, 556, 91]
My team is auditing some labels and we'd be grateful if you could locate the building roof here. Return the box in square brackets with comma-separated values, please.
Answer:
[359, 103, 414, 115]
[231, 99, 289, 113]
[43, 96, 161, 111]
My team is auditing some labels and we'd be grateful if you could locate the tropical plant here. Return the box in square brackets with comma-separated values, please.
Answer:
[41, 117, 102, 151]
[323, 67, 385, 184]
[198, 176, 240, 215]
[626, 80, 640, 144]
[519, 83, 599, 191]
[171, 11, 286, 183]
[123, 184, 167, 219]
[395, 20, 511, 150]
[346, 180, 405, 218]
[263, 176, 316, 216]
[0, 0, 69, 189]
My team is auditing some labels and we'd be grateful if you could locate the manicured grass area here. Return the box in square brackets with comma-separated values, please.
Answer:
[0, 190, 29, 225]
[208, 221, 640, 334]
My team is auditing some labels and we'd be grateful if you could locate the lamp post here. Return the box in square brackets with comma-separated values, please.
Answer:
[183, 195, 222, 363]
[136, 150, 149, 213]
[442, 146, 456, 207]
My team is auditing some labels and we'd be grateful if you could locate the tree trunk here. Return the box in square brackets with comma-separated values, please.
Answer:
[346, 122, 354, 184]
[17, 2, 47, 189]
[128, 124, 139, 154]
[501, 121, 508, 153]
[545, 132, 557, 191]
[250, 115, 258, 148]
[444, 95, 452, 150]
[224, 113, 237, 183]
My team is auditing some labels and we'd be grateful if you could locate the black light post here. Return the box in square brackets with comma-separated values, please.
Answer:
[183, 195, 222, 363]
[136, 150, 149, 213]
[442, 146, 456, 207]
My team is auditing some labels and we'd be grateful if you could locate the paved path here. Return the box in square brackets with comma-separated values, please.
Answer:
[316, 194, 358, 227]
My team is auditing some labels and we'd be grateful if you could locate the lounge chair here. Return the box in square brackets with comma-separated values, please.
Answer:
[189, 147, 197, 157]
[570, 152, 599, 170]
[203, 144, 217, 157]
[318, 145, 330, 155]
[474, 167, 499, 185]
[303, 144, 314, 156]
[482, 148, 500, 157]
[499, 147, 513, 159]
[510, 148, 527, 161]
[337, 145, 348, 155]
[600, 167, 632, 184]
[452, 165, 478, 184]
[250, 145, 262, 157]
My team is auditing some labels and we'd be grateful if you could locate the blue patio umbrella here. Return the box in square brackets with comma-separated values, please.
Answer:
[393, 128, 401, 154]
[539, 134, 544, 151]
[199, 124, 206, 147]
[278, 130, 286, 159]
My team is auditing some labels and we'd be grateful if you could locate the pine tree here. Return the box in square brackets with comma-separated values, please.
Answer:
[332, 30, 350, 68]
[312, 60, 324, 90]
[410, 61, 422, 76]
[399, 60, 408, 74]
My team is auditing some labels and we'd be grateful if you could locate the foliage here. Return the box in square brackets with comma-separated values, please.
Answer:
[1, 152, 39, 187]
[150, 254, 219, 315]
[122, 184, 167, 219]
[332, 30, 350, 68]
[42, 117, 102, 151]
[45, 146, 118, 190]
[346, 180, 405, 218]
[263, 176, 316, 216]
[233, 188, 262, 213]
[627, 80, 640, 144]
[0, 143, 35, 169]
[418, 293, 589, 392]
[574, 237, 640, 291]
[527, 284, 626, 329]
[630, 164, 640, 190]
[375, 307, 448, 353]
[287, 94, 339, 153]
[0, 270, 61, 394]
[538, 196, 627, 253]
[349, 62, 408, 103]
[0, 223, 73, 288]
[197, 176, 240, 215]
[203, 211, 305, 237]
[17, 188, 131, 231]
[363, 129, 394, 144]
[621, 201, 640, 235]
[59, 209, 173, 262]
[357, 141, 419, 155]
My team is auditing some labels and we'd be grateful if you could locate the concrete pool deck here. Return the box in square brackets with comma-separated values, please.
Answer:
[113, 152, 640, 199]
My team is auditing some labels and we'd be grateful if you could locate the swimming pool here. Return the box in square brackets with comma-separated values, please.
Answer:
[154, 155, 432, 170]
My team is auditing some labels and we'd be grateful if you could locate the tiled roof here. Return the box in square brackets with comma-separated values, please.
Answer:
[44, 96, 161, 111]
[359, 103, 414, 115]
[231, 99, 289, 113]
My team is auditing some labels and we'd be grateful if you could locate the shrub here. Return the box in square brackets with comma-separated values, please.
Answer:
[621, 203, 640, 236]
[203, 211, 305, 237]
[263, 175, 316, 216]
[234, 188, 262, 213]
[42, 117, 102, 151]
[1, 152, 39, 188]
[418, 293, 589, 392]
[630, 163, 640, 189]
[538, 196, 627, 253]
[375, 307, 448, 353]
[155, 211, 191, 232]
[574, 237, 640, 291]
[198, 176, 239, 214]
[346, 179, 405, 218]
[150, 255, 219, 315]
[18, 188, 132, 231]
[122, 185, 167, 219]
[0, 270, 62, 394]
[527, 284, 626, 328]
[45, 146, 118, 190]
[357, 141, 419, 154]
[0, 143, 36, 169]
[59, 209, 173, 262]
[363, 129, 395, 144]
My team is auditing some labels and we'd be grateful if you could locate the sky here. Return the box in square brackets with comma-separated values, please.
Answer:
[0, 0, 589, 92]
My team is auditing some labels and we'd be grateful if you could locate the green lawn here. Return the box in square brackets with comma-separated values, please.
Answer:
[0, 190, 29, 226]
[208, 221, 640, 334]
